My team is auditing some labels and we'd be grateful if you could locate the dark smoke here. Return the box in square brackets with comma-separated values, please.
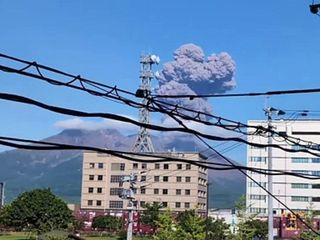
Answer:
[156, 43, 236, 119]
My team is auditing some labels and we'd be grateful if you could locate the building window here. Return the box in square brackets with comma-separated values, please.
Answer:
[311, 158, 320, 163]
[292, 170, 309, 174]
[175, 202, 181, 208]
[120, 163, 125, 171]
[292, 196, 309, 202]
[176, 176, 182, 182]
[312, 197, 320, 202]
[88, 187, 94, 193]
[110, 175, 124, 183]
[312, 171, 320, 176]
[155, 163, 160, 169]
[185, 189, 191, 195]
[154, 189, 159, 194]
[162, 189, 168, 195]
[96, 200, 102, 206]
[141, 176, 146, 182]
[249, 181, 267, 188]
[89, 163, 95, 168]
[186, 164, 191, 170]
[249, 194, 266, 201]
[292, 157, 309, 163]
[249, 208, 266, 214]
[140, 186, 146, 194]
[142, 163, 147, 169]
[154, 176, 160, 182]
[109, 201, 123, 209]
[162, 202, 168, 208]
[177, 164, 182, 170]
[140, 201, 146, 207]
[111, 163, 125, 171]
[185, 177, 191, 182]
[163, 176, 169, 182]
[133, 163, 138, 169]
[312, 184, 320, 189]
[110, 188, 123, 196]
[176, 189, 181, 195]
[97, 188, 102, 193]
[249, 157, 267, 163]
[291, 183, 309, 189]
[98, 163, 104, 169]
[88, 200, 93, 206]
[164, 164, 169, 170]
[89, 175, 94, 180]
[97, 175, 103, 181]
[185, 202, 190, 208]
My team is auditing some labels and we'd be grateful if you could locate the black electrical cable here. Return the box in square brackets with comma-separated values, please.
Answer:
[2, 92, 320, 158]
[154, 101, 320, 236]
[1, 135, 319, 180]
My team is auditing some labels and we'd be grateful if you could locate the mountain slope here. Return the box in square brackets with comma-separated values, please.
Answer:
[0, 129, 245, 208]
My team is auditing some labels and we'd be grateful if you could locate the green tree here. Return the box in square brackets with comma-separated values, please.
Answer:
[176, 210, 205, 240]
[2, 188, 73, 234]
[153, 209, 179, 240]
[141, 202, 162, 228]
[205, 217, 233, 240]
[92, 215, 122, 232]
[236, 219, 267, 240]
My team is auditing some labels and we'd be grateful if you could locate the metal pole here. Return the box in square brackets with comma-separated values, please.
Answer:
[267, 111, 274, 240]
[127, 202, 133, 240]
[205, 182, 209, 240]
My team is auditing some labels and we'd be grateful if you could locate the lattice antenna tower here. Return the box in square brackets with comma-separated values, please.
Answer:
[132, 54, 160, 152]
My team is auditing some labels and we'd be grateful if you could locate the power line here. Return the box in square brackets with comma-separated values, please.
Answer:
[2, 54, 320, 156]
[156, 102, 320, 236]
[2, 91, 320, 159]
[152, 87, 320, 99]
[0, 135, 319, 180]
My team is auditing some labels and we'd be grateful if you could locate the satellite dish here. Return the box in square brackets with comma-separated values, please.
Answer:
[154, 71, 160, 79]
[150, 55, 160, 64]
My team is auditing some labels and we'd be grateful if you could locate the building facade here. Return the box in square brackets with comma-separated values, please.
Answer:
[247, 120, 320, 216]
[81, 151, 207, 213]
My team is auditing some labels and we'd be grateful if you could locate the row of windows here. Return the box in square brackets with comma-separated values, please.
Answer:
[88, 175, 103, 181]
[292, 196, 320, 202]
[249, 156, 320, 164]
[248, 181, 267, 188]
[249, 194, 266, 201]
[132, 163, 193, 170]
[89, 162, 104, 169]
[249, 157, 267, 163]
[292, 170, 320, 176]
[87, 199, 196, 209]
[153, 176, 191, 183]
[88, 187, 102, 194]
[291, 183, 320, 189]
[87, 200, 124, 209]
[249, 208, 266, 214]
[292, 157, 320, 163]
[140, 201, 191, 209]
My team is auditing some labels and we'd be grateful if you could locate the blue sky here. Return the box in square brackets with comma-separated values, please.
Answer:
[0, 0, 320, 163]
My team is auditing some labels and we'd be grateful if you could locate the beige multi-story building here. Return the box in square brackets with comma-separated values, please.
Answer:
[80, 151, 207, 212]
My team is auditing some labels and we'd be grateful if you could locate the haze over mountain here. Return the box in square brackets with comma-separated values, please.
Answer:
[0, 128, 245, 208]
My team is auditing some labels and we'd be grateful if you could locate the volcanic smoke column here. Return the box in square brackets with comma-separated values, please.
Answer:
[156, 43, 236, 120]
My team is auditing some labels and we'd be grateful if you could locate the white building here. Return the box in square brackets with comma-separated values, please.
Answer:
[246, 120, 320, 216]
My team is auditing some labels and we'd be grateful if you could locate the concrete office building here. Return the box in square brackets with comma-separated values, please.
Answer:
[246, 120, 320, 216]
[80, 151, 207, 212]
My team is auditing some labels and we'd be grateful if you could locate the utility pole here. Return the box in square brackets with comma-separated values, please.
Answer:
[119, 173, 137, 240]
[264, 107, 285, 240]
[205, 181, 210, 240]
[0, 182, 4, 208]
